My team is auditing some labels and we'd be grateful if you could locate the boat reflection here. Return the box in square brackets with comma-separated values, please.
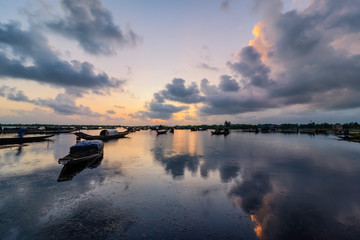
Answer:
[57, 154, 103, 182]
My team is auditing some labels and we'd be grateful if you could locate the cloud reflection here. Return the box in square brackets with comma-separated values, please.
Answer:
[151, 147, 201, 179]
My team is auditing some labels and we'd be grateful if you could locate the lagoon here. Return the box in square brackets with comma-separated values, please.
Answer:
[1, 130, 360, 239]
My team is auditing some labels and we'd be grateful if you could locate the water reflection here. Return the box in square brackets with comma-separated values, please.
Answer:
[152, 147, 201, 179]
[57, 155, 104, 182]
[1, 131, 360, 239]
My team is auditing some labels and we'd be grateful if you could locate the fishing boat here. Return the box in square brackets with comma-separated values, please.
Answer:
[156, 129, 168, 134]
[74, 129, 130, 141]
[25, 129, 75, 134]
[211, 129, 230, 136]
[0, 135, 54, 145]
[58, 140, 104, 165]
[338, 136, 360, 143]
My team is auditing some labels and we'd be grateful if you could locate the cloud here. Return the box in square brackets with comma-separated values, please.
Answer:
[160, 78, 205, 104]
[0, 22, 124, 94]
[197, 63, 219, 72]
[129, 93, 189, 120]
[46, 0, 140, 55]
[227, 46, 274, 88]
[200, 0, 360, 117]
[220, 0, 231, 11]
[0, 85, 114, 118]
[106, 109, 116, 114]
[7, 89, 32, 102]
[199, 78, 275, 115]
[114, 105, 125, 109]
[219, 75, 240, 92]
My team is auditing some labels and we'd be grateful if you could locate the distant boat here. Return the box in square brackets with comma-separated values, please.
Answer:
[338, 136, 360, 143]
[0, 135, 54, 145]
[58, 140, 104, 165]
[25, 129, 75, 134]
[74, 129, 130, 141]
[211, 129, 230, 136]
[156, 129, 168, 135]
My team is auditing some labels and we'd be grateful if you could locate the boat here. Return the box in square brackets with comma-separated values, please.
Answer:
[156, 129, 168, 135]
[58, 140, 104, 165]
[338, 136, 360, 143]
[25, 129, 75, 134]
[211, 129, 230, 136]
[169, 128, 174, 133]
[74, 129, 130, 141]
[0, 135, 54, 145]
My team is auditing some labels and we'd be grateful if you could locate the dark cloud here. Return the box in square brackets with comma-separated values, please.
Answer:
[220, 0, 231, 11]
[219, 75, 240, 92]
[7, 89, 32, 102]
[0, 86, 112, 118]
[106, 109, 116, 114]
[197, 63, 219, 71]
[0, 85, 9, 97]
[200, 0, 360, 116]
[129, 93, 189, 120]
[160, 78, 205, 104]
[114, 105, 125, 109]
[0, 22, 124, 94]
[227, 46, 274, 88]
[46, 0, 140, 55]
[199, 78, 275, 115]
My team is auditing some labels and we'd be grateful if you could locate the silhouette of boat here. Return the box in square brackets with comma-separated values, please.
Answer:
[0, 135, 54, 145]
[58, 140, 104, 165]
[156, 129, 168, 135]
[74, 129, 129, 141]
[211, 129, 230, 136]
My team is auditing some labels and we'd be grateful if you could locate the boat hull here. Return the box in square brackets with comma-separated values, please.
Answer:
[74, 131, 129, 140]
[0, 135, 54, 145]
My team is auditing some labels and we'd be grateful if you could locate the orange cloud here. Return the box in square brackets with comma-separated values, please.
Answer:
[249, 22, 269, 62]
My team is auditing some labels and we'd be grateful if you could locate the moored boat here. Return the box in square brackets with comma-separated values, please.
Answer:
[156, 129, 168, 134]
[58, 140, 104, 165]
[211, 128, 230, 135]
[0, 135, 54, 145]
[74, 129, 130, 141]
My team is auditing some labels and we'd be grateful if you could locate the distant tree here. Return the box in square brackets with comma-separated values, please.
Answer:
[224, 121, 231, 127]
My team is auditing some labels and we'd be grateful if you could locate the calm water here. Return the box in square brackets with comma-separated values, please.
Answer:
[1, 130, 360, 239]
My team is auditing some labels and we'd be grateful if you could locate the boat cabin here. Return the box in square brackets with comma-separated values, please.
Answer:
[100, 129, 119, 136]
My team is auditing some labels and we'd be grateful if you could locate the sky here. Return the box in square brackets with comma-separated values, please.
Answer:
[0, 0, 359, 125]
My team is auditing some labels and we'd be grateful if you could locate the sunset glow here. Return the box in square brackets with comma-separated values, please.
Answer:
[0, 0, 359, 125]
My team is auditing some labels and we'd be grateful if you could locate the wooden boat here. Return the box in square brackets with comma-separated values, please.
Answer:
[25, 129, 75, 134]
[211, 129, 230, 136]
[74, 129, 129, 141]
[58, 140, 104, 165]
[156, 129, 168, 134]
[338, 136, 360, 143]
[0, 135, 54, 145]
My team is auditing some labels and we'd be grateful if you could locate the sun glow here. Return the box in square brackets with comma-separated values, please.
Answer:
[249, 22, 268, 62]
[250, 214, 263, 238]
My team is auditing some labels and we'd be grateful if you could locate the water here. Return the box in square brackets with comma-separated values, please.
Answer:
[1, 130, 360, 239]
